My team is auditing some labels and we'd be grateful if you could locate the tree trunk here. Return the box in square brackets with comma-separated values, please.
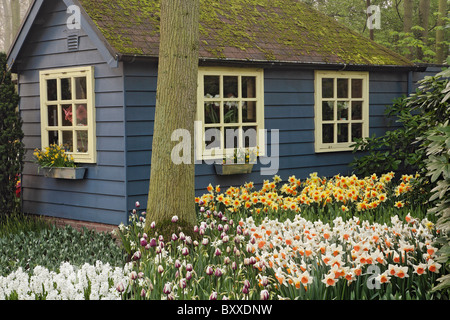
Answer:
[2, 0, 11, 52]
[403, 0, 413, 59]
[11, 0, 21, 38]
[145, 0, 199, 237]
[417, 0, 431, 61]
[435, 0, 447, 64]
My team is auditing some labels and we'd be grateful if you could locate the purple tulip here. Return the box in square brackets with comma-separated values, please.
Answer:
[260, 290, 269, 300]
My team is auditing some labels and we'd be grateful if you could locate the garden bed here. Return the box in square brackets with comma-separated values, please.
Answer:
[0, 172, 448, 300]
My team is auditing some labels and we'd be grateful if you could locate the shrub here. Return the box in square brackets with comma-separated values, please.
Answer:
[422, 121, 450, 293]
[0, 52, 24, 215]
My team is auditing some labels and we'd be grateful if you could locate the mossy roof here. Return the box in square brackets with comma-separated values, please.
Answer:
[78, 0, 413, 66]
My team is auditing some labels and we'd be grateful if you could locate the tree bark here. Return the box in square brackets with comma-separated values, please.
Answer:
[145, 0, 199, 236]
[2, 0, 11, 52]
[403, 0, 413, 59]
[11, 0, 21, 38]
[435, 0, 447, 64]
[417, 0, 431, 61]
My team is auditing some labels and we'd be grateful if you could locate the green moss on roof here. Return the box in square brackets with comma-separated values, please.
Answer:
[78, 0, 413, 66]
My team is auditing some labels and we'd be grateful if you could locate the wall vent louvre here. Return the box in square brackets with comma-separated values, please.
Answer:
[67, 34, 79, 51]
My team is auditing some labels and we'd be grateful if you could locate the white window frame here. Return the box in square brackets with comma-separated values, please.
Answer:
[314, 70, 369, 153]
[196, 67, 265, 161]
[39, 66, 96, 163]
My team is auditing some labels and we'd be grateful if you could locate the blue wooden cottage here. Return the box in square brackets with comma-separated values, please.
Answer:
[6, 0, 437, 228]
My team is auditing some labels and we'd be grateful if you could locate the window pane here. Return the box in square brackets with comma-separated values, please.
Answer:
[48, 131, 59, 145]
[337, 79, 348, 98]
[352, 123, 363, 141]
[352, 79, 363, 98]
[242, 76, 256, 98]
[322, 124, 334, 143]
[61, 78, 72, 100]
[76, 131, 88, 153]
[322, 101, 334, 121]
[62, 105, 73, 126]
[204, 102, 220, 124]
[47, 105, 58, 126]
[243, 101, 256, 122]
[243, 126, 257, 148]
[76, 104, 88, 126]
[75, 77, 87, 100]
[322, 78, 334, 98]
[204, 76, 220, 97]
[47, 79, 57, 101]
[337, 101, 349, 120]
[224, 76, 238, 98]
[224, 127, 239, 149]
[224, 101, 239, 123]
[205, 127, 221, 150]
[337, 123, 349, 143]
[351, 101, 363, 120]
[62, 131, 73, 152]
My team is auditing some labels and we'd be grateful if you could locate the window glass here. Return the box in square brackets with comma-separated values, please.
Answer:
[61, 78, 72, 100]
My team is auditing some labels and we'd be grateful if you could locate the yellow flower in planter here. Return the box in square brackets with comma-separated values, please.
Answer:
[34, 144, 76, 168]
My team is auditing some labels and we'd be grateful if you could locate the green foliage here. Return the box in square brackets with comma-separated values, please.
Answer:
[351, 71, 450, 181]
[0, 52, 24, 215]
[0, 222, 127, 276]
[422, 120, 450, 292]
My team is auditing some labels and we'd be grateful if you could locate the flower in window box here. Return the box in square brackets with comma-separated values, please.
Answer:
[222, 147, 258, 164]
[34, 144, 76, 168]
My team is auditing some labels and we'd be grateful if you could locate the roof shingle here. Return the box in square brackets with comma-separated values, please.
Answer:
[78, 0, 413, 66]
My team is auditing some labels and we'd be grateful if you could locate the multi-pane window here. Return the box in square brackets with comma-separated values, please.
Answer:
[314, 71, 369, 152]
[39, 66, 96, 163]
[197, 68, 265, 160]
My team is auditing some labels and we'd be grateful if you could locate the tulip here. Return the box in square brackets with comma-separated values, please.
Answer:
[116, 283, 125, 293]
[163, 283, 172, 295]
[260, 289, 269, 300]
[171, 215, 178, 223]
[140, 289, 146, 298]
[182, 247, 189, 256]
[186, 264, 193, 272]
[174, 259, 182, 269]
[135, 201, 140, 208]
[206, 266, 214, 276]
[215, 248, 222, 256]
[214, 267, 223, 277]
[180, 278, 187, 289]
[130, 271, 138, 281]
[132, 251, 141, 261]
[202, 238, 209, 246]
[194, 225, 199, 233]
[157, 265, 164, 273]
[186, 271, 192, 281]
[140, 237, 147, 247]
[171, 233, 178, 241]
[150, 221, 156, 229]
[149, 238, 157, 247]
[209, 291, 218, 300]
